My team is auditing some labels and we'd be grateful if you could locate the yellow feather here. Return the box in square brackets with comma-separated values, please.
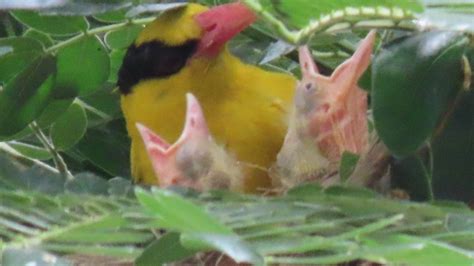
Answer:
[121, 4, 296, 193]
[135, 4, 206, 46]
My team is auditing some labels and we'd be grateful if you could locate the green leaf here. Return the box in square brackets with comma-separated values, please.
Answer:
[181, 233, 264, 265]
[51, 224, 151, 244]
[7, 141, 52, 160]
[0, 37, 43, 83]
[36, 99, 74, 128]
[79, 83, 121, 120]
[55, 36, 110, 98]
[339, 151, 360, 182]
[1, 248, 71, 266]
[135, 187, 233, 234]
[11, 10, 89, 35]
[41, 1, 131, 16]
[126, 3, 188, 18]
[286, 183, 323, 196]
[23, 29, 54, 47]
[259, 40, 295, 65]
[108, 49, 126, 83]
[0, 176, 473, 264]
[50, 102, 87, 151]
[75, 126, 130, 177]
[242, 0, 423, 44]
[42, 243, 140, 259]
[135, 232, 196, 266]
[431, 200, 470, 211]
[391, 154, 433, 201]
[364, 235, 474, 266]
[94, 9, 128, 23]
[324, 185, 378, 198]
[107, 177, 132, 197]
[249, 0, 424, 29]
[0, 0, 63, 9]
[65, 172, 109, 195]
[229, 32, 271, 65]
[18, 165, 65, 195]
[432, 91, 474, 202]
[0, 99, 73, 142]
[0, 54, 56, 136]
[422, 2, 474, 33]
[52, 231, 151, 244]
[372, 31, 468, 155]
[446, 213, 474, 232]
[358, 62, 372, 92]
[105, 24, 143, 50]
[0, 154, 25, 189]
[11, 11, 88, 35]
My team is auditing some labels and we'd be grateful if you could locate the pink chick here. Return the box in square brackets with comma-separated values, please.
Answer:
[136, 93, 242, 191]
[273, 30, 377, 188]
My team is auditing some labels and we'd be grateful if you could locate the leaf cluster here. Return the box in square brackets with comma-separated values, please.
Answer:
[0, 0, 473, 264]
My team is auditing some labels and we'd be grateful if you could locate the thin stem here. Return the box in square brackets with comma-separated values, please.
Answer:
[29, 122, 72, 180]
[433, 57, 471, 139]
[426, 142, 435, 200]
[243, 0, 417, 44]
[44, 32, 86, 53]
[426, 142, 434, 178]
[8, 212, 116, 250]
[3, 15, 17, 37]
[75, 98, 111, 120]
[0, 142, 59, 174]
[44, 17, 154, 54]
[416, 149, 434, 201]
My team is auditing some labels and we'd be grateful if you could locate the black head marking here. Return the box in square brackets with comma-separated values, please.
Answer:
[117, 40, 198, 94]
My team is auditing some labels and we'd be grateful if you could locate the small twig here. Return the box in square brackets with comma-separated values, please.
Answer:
[416, 147, 434, 201]
[243, 0, 417, 44]
[29, 121, 73, 180]
[75, 98, 111, 120]
[462, 54, 472, 91]
[44, 17, 154, 54]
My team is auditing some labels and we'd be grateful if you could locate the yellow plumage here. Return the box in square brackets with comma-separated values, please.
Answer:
[120, 3, 296, 193]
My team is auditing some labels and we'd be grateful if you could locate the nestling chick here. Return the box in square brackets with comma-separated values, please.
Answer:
[136, 93, 243, 192]
[273, 31, 377, 188]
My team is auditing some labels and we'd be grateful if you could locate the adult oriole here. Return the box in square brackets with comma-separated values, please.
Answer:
[118, 3, 296, 192]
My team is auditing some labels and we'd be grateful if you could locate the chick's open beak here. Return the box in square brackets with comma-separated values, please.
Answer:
[194, 2, 256, 57]
[136, 93, 211, 187]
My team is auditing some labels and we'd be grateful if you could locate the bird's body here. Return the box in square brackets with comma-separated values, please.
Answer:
[119, 3, 296, 192]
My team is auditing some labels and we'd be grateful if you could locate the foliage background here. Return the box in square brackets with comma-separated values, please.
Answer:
[0, 0, 472, 265]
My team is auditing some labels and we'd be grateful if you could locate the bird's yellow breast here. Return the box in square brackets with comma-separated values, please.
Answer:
[121, 50, 295, 192]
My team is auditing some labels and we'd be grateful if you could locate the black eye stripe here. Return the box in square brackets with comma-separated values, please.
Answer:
[117, 40, 198, 95]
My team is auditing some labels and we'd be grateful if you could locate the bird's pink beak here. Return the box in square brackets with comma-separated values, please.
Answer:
[194, 2, 256, 57]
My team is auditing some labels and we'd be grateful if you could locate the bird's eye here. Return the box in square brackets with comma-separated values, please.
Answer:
[302, 81, 317, 95]
[295, 81, 317, 114]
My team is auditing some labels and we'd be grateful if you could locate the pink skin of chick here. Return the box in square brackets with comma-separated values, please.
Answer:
[136, 93, 242, 191]
[274, 30, 376, 186]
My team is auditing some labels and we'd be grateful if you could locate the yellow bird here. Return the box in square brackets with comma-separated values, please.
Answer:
[118, 2, 296, 193]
